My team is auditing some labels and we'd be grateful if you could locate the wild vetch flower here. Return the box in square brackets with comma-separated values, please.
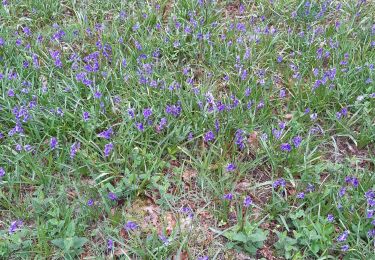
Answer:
[292, 136, 302, 148]
[310, 113, 317, 121]
[243, 196, 252, 208]
[136, 122, 144, 132]
[70, 142, 80, 159]
[273, 178, 286, 189]
[279, 89, 286, 98]
[107, 239, 113, 250]
[226, 163, 236, 172]
[366, 210, 374, 219]
[9, 220, 23, 234]
[50, 137, 58, 149]
[143, 108, 152, 119]
[337, 230, 349, 242]
[341, 245, 349, 252]
[181, 206, 194, 218]
[272, 129, 283, 139]
[159, 235, 170, 246]
[165, 104, 182, 117]
[197, 257, 209, 260]
[0, 167, 5, 178]
[280, 143, 292, 152]
[87, 199, 94, 206]
[297, 192, 305, 199]
[223, 193, 233, 201]
[339, 187, 346, 197]
[97, 128, 113, 140]
[124, 221, 138, 231]
[104, 143, 113, 157]
[82, 111, 90, 121]
[327, 214, 334, 222]
[235, 129, 245, 150]
[368, 229, 375, 237]
[108, 192, 117, 201]
[94, 91, 102, 99]
[204, 130, 215, 143]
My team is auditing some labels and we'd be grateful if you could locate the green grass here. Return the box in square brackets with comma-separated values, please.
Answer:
[0, 0, 374, 259]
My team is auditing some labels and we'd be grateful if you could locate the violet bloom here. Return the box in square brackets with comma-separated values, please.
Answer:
[297, 192, 305, 199]
[143, 108, 152, 118]
[310, 113, 317, 121]
[136, 122, 144, 132]
[292, 136, 302, 148]
[82, 111, 90, 121]
[280, 143, 292, 152]
[107, 239, 113, 250]
[104, 143, 113, 157]
[9, 220, 23, 234]
[108, 192, 117, 201]
[50, 137, 58, 149]
[197, 257, 209, 260]
[273, 178, 286, 189]
[243, 196, 252, 208]
[223, 193, 233, 201]
[97, 127, 113, 139]
[337, 230, 349, 242]
[226, 163, 236, 172]
[159, 235, 170, 246]
[204, 130, 215, 143]
[327, 214, 334, 222]
[0, 167, 5, 178]
[366, 210, 374, 219]
[70, 142, 80, 159]
[87, 199, 94, 206]
[341, 245, 349, 252]
[235, 129, 245, 150]
[124, 221, 138, 231]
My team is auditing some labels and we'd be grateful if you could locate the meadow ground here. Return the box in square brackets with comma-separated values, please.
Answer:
[0, 0, 374, 259]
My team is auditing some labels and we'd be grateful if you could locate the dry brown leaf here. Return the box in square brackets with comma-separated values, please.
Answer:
[182, 169, 197, 182]
[248, 131, 259, 150]
[165, 212, 176, 235]
[284, 113, 293, 120]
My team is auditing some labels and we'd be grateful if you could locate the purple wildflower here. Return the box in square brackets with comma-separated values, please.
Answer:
[310, 113, 318, 121]
[9, 220, 23, 234]
[226, 163, 236, 172]
[108, 192, 117, 201]
[125, 221, 138, 231]
[297, 192, 305, 199]
[0, 167, 5, 178]
[223, 193, 233, 201]
[50, 137, 58, 149]
[292, 136, 302, 148]
[235, 129, 245, 150]
[143, 108, 153, 119]
[82, 111, 90, 121]
[159, 235, 170, 246]
[337, 230, 349, 242]
[87, 199, 94, 206]
[273, 178, 286, 189]
[70, 142, 80, 159]
[104, 143, 113, 157]
[97, 128, 113, 139]
[280, 143, 292, 152]
[327, 214, 334, 223]
[204, 130, 215, 143]
[243, 196, 252, 207]
[107, 239, 113, 250]
[136, 122, 144, 132]
[341, 245, 349, 252]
